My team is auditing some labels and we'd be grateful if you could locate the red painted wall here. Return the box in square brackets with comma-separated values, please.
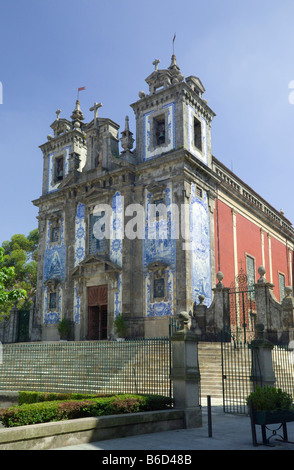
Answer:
[214, 196, 292, 301]
[263, 232, 270, 281]
[214, 198, 234, 286]
[271, 236, 290, 301]
[235, 212, 262, 282]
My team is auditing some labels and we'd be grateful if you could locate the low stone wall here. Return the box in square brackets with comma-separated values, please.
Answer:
[0, 409, 185, 450]
[0, 392, 19, 409]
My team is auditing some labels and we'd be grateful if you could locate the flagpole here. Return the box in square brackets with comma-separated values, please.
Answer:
[173, 33, 176, 55]
[77, 86, 86, 100]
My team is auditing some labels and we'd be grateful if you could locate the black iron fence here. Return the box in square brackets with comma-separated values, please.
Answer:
[0, 338, 172, 397]
[272, 344, 294, 401]
[221, 333, 256, 414]
[221, 332, 294, 414]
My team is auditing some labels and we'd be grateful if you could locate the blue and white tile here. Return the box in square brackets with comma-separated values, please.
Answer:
[190, 183, 211, 306]
[143, 183, 176, 317]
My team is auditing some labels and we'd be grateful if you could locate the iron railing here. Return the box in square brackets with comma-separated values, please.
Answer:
[0, 338, 172, 397]
[272, 344, 294, 401]
[221, 333, 256, 414]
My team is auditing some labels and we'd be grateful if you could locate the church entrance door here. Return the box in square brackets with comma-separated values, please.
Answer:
[87, 285, 108, 340]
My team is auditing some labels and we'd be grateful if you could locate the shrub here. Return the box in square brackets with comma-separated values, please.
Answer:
[57, 318, 71, 340]
[113, 314, 127, 338]
[0, 394, 173, 427]
[0, 401, 61, 427]
[17, 391, 104, 405]
[246, 386, 293, 412]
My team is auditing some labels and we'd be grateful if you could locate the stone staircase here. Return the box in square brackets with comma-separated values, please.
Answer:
[0, 340, 225, 404]
[198, 342, 223, 406]
[0, 340, 171, 397]
[4, 340, 290, 409]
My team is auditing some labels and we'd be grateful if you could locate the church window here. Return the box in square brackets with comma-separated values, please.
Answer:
[154, 278, 165, 299]
[196, 186, 203, 199]
[194, 117, 202, 151]
[246, 255, 255, 300]
[154, 198, 165, 220]
[279, 272, 285, 301]
[89, 212, 107, 254]
[154, 116, 166, 146]
[55, 157, 64, 181]
[49, 292, 57, 310]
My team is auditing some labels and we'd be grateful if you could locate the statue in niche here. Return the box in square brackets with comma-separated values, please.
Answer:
[95, 152, 102, 167]
[56, 157, 64, 181]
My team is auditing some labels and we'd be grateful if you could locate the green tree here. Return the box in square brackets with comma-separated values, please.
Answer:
[0, 229, 39, 315]
[0, 247, 26, 315]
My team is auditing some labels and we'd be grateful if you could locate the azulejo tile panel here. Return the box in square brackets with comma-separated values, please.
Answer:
[110, 192, 123, 269]
[114, 274, 122, 318]
[43, 216, 66, 326]
[190, 183, 212, 306]
[74, 282, 80, 324]
[43, 216, 66, 282]
[143, 183, 176, 317]
[74, 203, 86, 267]
[73, 203, 86, 325]
[43, 284, 63, 326]
[111, 192, 123, 317]
[43, 246, 66, 282]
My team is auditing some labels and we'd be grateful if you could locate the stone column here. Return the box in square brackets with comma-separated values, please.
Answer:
[254, 266, 274, 328]
[211, 272, 230, 332]
[170, 316, 202, 428]
[250, 324, 276, 388]
[281, 286, 294, 342]
[194, 271, 230, 340]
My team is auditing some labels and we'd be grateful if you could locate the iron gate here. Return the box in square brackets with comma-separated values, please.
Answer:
[228, 267, 257, 344]
[221, 268, 258, 414]
[221, 334, 257, 414]
[17, 309, 30, 342]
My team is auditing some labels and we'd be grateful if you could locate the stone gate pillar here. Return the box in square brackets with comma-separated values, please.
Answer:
[170, 314, 202, 428]
[251, 323, 276, 388]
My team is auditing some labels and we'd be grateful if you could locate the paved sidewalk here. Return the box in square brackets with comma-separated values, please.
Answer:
[55, 406, 294, 451]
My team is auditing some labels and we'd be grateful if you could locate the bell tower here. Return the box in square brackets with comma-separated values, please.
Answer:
[130, 55, 215, 167]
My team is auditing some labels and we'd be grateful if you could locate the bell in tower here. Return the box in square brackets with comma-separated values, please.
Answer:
[155, 118, 165, 146]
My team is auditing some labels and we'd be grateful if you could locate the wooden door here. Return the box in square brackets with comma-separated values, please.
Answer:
[87, 286, 108, 340]
[88, 306, 99, 340]
[100, 305, 108, 340]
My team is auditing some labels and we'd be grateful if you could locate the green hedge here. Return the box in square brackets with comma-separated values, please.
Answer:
[0, 394, 173, 428]
[17, 391, 106, 405]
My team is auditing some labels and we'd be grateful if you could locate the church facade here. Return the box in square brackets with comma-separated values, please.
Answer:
[32, 55, 294, 341]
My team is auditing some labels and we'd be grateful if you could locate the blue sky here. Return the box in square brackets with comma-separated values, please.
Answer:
[1, 0, 294, 245]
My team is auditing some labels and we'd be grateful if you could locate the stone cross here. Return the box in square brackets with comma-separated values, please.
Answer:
[89, 102, 103, 126]
[56, 109, 62, 120]
[152, 59, 160, 71]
